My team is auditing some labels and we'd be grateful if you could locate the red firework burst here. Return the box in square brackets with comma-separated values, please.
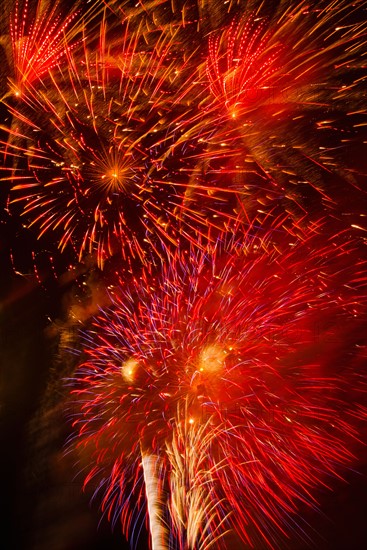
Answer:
[207, 14, 283, 119]
[7, 0, 89, 98]
[69, 217, 367, 549]
[200, 1, 367, 207]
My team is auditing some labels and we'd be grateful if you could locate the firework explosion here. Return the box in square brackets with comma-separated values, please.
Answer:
[70, 219, 366, 549]
[174, 0, 367, 219]
[5, 21, 191, 267]
[1, 0, 366, 271]
[1, 0, 239, 270]
[1, 0, 366, 549]
[7, 0, 85, 98]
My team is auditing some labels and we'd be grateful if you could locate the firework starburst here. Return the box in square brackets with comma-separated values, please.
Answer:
[69, 218, 367, 548]
[1, 1, 366, 548]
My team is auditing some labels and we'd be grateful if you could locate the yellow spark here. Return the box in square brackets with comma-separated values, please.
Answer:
[121, 358, 139, 382]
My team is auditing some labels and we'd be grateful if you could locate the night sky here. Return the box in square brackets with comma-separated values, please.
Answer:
[1, 1, 367, 549]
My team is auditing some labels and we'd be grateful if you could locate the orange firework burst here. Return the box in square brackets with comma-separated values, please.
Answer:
[1, 2, 243, 271]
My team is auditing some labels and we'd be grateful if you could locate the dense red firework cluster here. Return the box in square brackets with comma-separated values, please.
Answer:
[207, 14, 283, 117]
[1, 0, 366, 549]
[70, 218, 367, 549]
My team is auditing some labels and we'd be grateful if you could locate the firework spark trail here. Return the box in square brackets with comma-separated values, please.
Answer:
[141, 451, 168, 550]
[166, 409, 231, 549]
[69, 216, 367, 548]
